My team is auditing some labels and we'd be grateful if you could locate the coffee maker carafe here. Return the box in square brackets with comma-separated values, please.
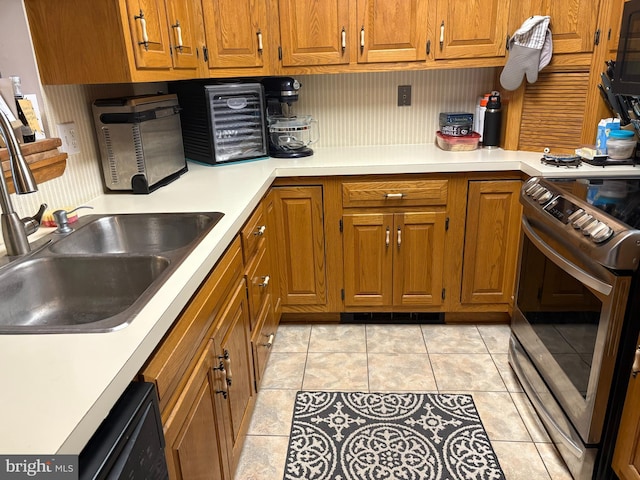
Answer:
[261, 77, 318, 158]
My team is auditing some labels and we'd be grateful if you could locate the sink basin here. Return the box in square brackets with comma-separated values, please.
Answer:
[0, 211, 224, 334]
[49, 212, 224, 255]
[0, 256, 169, 333]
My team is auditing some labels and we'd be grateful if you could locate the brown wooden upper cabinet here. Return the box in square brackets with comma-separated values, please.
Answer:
[201, 0, 271, 73]
[433, 0, 510, 59]
[277, 0, 351, 66]
[356, 0, 429, 63]
[508, 0, 602, 55]
[25, 0, 203, 84]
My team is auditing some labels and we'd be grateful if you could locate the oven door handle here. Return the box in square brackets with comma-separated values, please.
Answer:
[522, 217, 613, 296]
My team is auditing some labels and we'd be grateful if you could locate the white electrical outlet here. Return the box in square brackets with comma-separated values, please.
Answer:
[57, 122, 81, 155]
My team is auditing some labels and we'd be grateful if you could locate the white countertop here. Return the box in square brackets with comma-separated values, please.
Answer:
[1, 144, 638, 455]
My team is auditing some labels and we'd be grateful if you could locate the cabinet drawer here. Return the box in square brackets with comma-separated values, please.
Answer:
[241, 203, 266, 262]
[251, 296, 276, 389]
[140, 236, 243, 414]
[342, 180, 449, 208]
[245, 243, 271, 331]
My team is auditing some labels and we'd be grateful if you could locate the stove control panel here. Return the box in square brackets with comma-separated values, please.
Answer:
[522, 178, 615, 243]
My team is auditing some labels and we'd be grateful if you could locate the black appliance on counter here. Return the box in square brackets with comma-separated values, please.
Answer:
[79, 382, 168, 480]
[509, 176, 640, 479]
[170, 80, 268, 165]
[261, 77, 318, 158]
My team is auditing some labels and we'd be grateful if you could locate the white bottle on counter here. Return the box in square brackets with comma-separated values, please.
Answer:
[475, 95, 489, 142]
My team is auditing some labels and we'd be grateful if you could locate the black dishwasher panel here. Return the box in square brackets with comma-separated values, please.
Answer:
[79, 382, 168, 480]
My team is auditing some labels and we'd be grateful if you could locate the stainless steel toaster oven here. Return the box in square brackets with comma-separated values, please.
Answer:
[92, 94, 188, 194]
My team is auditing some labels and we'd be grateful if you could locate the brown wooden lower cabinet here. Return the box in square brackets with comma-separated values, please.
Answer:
[342, 210, 447, 309]
[164, 340, 229, 480]
[141, 237, 254, 480]
[460, 179, 521, 306]
[211, 279, 255, 474]
[272, 186, 327, 307]
[613, 335, 640, 479]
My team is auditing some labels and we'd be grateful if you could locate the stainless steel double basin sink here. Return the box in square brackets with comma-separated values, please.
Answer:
[0, 212, 224, 334]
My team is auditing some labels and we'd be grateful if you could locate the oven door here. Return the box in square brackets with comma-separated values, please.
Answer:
[511, 214, 631, 445]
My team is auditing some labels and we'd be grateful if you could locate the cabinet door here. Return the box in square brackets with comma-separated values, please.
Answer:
[393, 211, 447, 307]
[434, 0, 509, 59]
[264, 190, 282, 319]
[202, 0, 268, 69]
[212, 279, 254, 472]
[613, 335, 640, 480]
[343, 213, 394, 307]
[165, 0, 203, 71]
[164, 341, 229, 480]
[461, 180, 521, 305]
[272, 186, 327, 306]
[508, 0, 600, 55]
[278, 0, 350, 66]
[357, 0, 428, 63]
[125, 0, 174, 69]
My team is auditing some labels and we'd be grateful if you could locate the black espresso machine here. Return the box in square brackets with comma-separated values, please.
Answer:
[261, 77, 318, 158]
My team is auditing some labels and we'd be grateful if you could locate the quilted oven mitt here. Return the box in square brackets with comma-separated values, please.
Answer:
[500, 16, 553, 91]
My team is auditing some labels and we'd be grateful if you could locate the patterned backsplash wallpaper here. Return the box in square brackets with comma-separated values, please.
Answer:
[10, 68, 495, 216]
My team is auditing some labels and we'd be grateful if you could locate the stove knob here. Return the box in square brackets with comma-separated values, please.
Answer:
[528, 185, 544, 197]
[568, 209, 586, 222]
[574, 214, 594, 229]
[568, 209, 585, 220]
[592, 224, 614, 243]
[537, 191, 554, 204]
[581, 218, 600, 235]
[524, 178, 540, 194]
[571, 209, 588, 229]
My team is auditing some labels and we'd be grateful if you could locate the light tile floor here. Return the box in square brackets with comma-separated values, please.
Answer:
[234, 323, 573, 480]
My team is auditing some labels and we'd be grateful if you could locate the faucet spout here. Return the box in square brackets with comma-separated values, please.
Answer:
[0, 108, 40, 256]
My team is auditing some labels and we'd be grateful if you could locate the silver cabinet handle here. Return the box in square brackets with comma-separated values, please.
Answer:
[171, 20, 183, 52]
[341, 27, 346, 52]
[360, 26, 365, 52]
[439, 21, 445, 50]
[134, 10, 149, 50]
[261, 333, 275, 348]
[259, 275, 270, 287]
[397, 228, 402, 247]
[385, 193, 404, 199]
[385, 227, 390, 247]
[254, 225, 266, 236]
[257, 30, 263, 52]
[633, 346, 640, 377]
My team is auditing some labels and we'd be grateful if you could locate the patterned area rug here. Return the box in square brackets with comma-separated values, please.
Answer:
[283, 391, 506, 480]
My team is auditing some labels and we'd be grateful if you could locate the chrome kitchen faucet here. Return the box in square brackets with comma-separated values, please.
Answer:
[0, 109, 46, 256]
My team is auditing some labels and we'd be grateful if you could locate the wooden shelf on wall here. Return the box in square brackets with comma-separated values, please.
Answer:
[0, 138, 67, 194]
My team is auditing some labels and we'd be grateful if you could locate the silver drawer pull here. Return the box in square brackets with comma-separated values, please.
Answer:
[384, 193, 404, 199]
[259, 275, 270, 287]
[261, 333, 275, 348]
[254, 225, 266, 236]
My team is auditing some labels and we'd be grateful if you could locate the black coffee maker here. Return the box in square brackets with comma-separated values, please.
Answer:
[261, 77, 318, 158]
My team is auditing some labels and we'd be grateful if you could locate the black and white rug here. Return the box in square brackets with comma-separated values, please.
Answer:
[284, 391, 506, 480]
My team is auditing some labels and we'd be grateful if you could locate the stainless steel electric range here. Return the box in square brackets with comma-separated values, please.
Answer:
[509, 176, 640, 479]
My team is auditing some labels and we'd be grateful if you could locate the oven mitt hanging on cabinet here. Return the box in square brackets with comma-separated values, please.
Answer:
[500, 16, 553, 91]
